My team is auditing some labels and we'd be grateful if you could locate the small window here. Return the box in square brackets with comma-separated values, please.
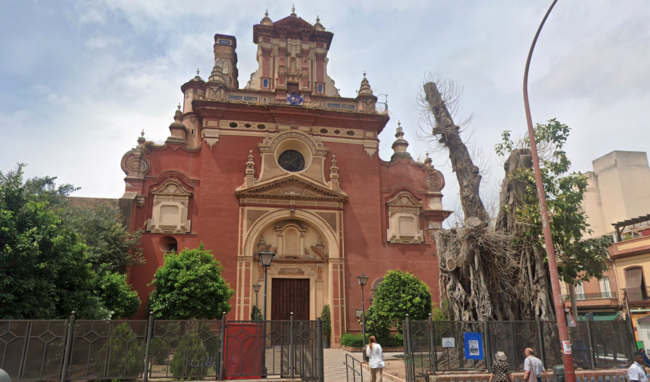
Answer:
[244, 123, 252, 128]
[334, 129, 340, 135]
[257, 124, 266, 130]
[346, 130, 355, 136]
[229, 122, 238, 128]
[317, 83, 323, 93]
[320, 128, 328, 134]
[263, 78, 269, 88]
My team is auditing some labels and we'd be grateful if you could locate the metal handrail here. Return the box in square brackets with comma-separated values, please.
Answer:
[344, 353, 364, 382]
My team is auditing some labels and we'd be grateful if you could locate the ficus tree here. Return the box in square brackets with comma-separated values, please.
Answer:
[421, 77, 610, 321]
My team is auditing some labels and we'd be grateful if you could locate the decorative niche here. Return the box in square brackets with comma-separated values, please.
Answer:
[147, 179, 192, 234]
[386, 192, 424, 244]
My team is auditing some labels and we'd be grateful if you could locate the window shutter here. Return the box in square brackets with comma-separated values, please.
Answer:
[625, 268, 644, 302]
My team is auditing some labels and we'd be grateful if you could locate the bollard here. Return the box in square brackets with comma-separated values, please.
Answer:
[554, 365, 566, 382]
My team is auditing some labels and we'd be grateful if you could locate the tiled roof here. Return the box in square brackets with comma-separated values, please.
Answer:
[65, 197, 119, 210]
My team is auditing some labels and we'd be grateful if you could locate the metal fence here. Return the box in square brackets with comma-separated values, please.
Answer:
[402, 316, 636, 382]
[0, 312, 324, 382]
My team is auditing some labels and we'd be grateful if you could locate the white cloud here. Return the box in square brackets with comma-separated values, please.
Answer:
[1, 0, 649, 220]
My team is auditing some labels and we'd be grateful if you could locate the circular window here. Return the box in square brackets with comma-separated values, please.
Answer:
[278, 150, 305, 172]
[320, 128, 328, 134]
[257, 124, 266, 130]
[229, 122, 238, 128]
[346, 130, 355, 136]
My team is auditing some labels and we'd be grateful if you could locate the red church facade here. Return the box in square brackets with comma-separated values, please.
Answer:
[119, 10, 450, 347]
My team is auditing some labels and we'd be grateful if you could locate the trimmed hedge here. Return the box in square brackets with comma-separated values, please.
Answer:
[341, 332, 403, 348]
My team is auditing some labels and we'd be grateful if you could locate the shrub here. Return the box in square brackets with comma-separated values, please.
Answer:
[341, 332, 403, 348]
[341, 333, 365, 347]
[94, 323, 145, 377]
[149, 244, 235, 320]
[321, 305, 331, 340]
[150, 337, 169, 365]
[250, 305, 262, 321]
[363, 270, 432, 335]
[170, 335, 209, 377]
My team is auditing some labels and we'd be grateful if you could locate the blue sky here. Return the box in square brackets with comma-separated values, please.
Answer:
[2, 0, 650, 217]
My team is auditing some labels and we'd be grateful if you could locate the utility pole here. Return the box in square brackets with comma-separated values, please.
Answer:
[568, 284, 579, 321]
[523, 1, 576, 382]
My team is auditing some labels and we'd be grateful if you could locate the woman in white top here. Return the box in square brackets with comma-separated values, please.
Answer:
[367, 336, 385, 382]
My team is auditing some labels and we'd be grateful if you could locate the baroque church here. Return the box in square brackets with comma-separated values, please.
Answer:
[118, 9, 450, 347]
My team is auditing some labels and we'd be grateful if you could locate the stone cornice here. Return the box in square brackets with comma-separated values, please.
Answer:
[193, 100, 389, 133]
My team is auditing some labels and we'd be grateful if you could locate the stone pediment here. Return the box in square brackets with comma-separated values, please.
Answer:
[273, 16, 315, 31]
[235, 174, 347, 202]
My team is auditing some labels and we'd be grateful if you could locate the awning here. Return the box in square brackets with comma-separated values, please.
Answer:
[579, 312, 620, 321]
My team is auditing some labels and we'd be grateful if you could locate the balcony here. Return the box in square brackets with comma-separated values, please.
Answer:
[562, 291, 618, 301]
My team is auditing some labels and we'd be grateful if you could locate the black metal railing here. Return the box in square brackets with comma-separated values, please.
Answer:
[401, 316, 635, 382]
[562, 291, 618, 301]
[344, 353, 365, 382]
[0, 312, 324, 382]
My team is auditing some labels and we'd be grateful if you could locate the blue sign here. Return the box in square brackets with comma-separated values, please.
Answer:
[463, 332, 484, 360]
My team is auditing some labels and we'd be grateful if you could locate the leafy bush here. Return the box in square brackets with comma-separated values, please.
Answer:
[364, 270, 432, 336]
[341, 333, 365, 347]
[250, 305, 262, 321]
[94, 265, 141, 319]
[150, 337, 169, 365]
[384, 333, 404, 347]
[341, 332, 403, 348]
[170, 335, 209, 377]
[321, 305, 331, 340]
[94, 323, 145, 377]
[149, 244, 235, 319]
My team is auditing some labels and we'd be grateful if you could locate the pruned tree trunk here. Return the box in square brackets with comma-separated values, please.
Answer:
[423, 80, 555, 321]
[423, 82, 489, 223]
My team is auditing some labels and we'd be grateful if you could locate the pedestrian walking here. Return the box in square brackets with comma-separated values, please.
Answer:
[629, 351, 649, 382]
[367, 335, 385, 382]
[523, 348, 546, 382]
[640, 349, 650, 368]
[490, 351, 513, 382]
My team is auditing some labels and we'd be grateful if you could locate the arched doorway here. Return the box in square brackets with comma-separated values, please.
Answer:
[234, 208, 345, 346]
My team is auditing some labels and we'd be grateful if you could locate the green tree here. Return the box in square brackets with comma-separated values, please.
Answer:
[61, 204, 144, 274]
[94, 265, 141, 319]
[0, 165, 104, 319]
[495, 119, 610, 285]
[0, 164, 141, 319]
[363, 270, 432, 339]
[148, 244, 235, 319]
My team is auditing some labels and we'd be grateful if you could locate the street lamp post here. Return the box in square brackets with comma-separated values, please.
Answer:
[253, 283, 261, 320]
[259, 251, 275, 321]
[258, 251, 275, 377]
[357, 274, 369, 359]
[523, 1, 575, 381]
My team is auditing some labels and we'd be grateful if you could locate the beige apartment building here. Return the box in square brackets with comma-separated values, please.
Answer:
[583, 151, 650, 239]
[564, 151, 650, 323]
